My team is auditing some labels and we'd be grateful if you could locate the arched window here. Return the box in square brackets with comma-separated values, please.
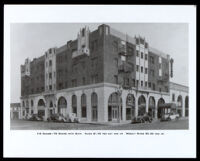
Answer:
[91, 92, 98, 121]
[177, 95, 183, 117]
[57, 97, 67, 116]
[157, 98, 165, 118]
[185, 96, 189, 117]
[138, 95, 146, 116]
[149, 97, 155, 118]
[50, 101, 53, 107]
[126, 94, 135, 120]
[81, 94, 87, 118]
[72, 95, 77, 115]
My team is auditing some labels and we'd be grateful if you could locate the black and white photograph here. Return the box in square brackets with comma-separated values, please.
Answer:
[10, 23, 189, 130]
[4, 5, 196, 158]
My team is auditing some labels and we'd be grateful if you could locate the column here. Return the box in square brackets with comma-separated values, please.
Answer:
[182, 97, 185, 117]
[86, 92, 92, 122]
[135, 95, 138, 117]
[155, 100, 158, 119]
[122, 93, 126, 121]
[146, 96, 149, 113]
[77, 93, 81, 119]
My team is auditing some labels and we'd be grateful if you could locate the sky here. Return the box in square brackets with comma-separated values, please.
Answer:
[10, 23, 188, 103]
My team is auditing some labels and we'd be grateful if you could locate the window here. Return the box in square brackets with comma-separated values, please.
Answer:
[165, 86, 169, 92]
[153, 83, 155, 90]
[141, 81, 143, 87]
[136, 65, 139, 72]
[91, 74, 98, 84]
[145, 81, 147, 87]
[72, 79, 77, 87]
[113, 41, 118, 52]
[145, 68, 148, 74]
[159, 88, 162, 92]
[59, 83, 63, 89]
[49, 60, 52, 66]
[172, 93, 175, 101]
[145, 54, 148, 60]
[81, 94, 87, 118]
[150, 56, 154, 64]
[136, 80, 139, 87]
[148, 82, 151, 88]
[132, 79, 135, 87]
[114, 75, 118, 84]
[136, 51, 139, 57]
[82, 28, 85, 37]
[150, 69, 155, 76]
[49, 85, 52, 90]
[141, 52, 143, 59]
[141, 66, 143, 73]
[136, 38, 139, 44]
[145, 42, 148, 48]
[49, 73, 52, 79]
[72, 95, 77, 114]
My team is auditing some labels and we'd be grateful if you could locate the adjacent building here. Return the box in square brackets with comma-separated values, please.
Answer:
[20, 24, 189, 122]
[10, 103, 21, 120]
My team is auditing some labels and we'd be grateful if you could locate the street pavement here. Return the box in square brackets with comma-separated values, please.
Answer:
[10, 118, 189, 130]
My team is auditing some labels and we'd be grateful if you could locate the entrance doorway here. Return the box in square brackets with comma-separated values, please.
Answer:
[108, 92, 122, 122]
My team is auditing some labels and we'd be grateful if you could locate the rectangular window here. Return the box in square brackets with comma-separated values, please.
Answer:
[114, 75, 118, 84]
[148, 82, 151, 88]
[141, 66, 143, 73]
[49, 73, 52, 79]
[141, 81, 143, 87]
[145, 68, 148, 74]
[141, 52, 143, 59]
[145, 54, 148, 60]
[49, 60, 52, 66]
[172, 93, 175, 101]
[136, 51, 139, 57]
[49, 85, 52, 90]
[81, 106, 87, 117]
[145, 81, 147, 87]
[153, 84, 155, 90]
[132, 79, 135, 87]
[136, 80, 139, 87]
[136, 65, 139, 72]
[65, 81, 68, 88]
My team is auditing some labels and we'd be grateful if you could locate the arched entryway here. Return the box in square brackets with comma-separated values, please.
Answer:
[138, 95, 146, 116]
[57, 97, 67, 117]
[38, 99, 45, 118]
[91, 92, 98, 121]
[177, 95, 183, 117]
[185, 96, 189, 117]
[72, 95, 77, 115]
[157, 98, 165, 119]
[149, 96, 156, 118]
[126, 94, 135, 120]
[108, 92, 122, 122]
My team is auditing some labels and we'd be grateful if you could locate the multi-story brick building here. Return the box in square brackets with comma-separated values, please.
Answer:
[20, 24, 188, 123]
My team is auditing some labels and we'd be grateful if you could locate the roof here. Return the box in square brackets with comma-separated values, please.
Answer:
[170, 82, 189, 93]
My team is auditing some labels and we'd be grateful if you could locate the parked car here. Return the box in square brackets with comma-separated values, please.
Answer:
[131, 113, 153, 124]
[28, 114, 43, 121]
[161, 112, 179, 121]
[67, 113, 80, 123]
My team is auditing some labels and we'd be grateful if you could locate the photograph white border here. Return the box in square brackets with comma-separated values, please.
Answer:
[4, 5, 196, 158]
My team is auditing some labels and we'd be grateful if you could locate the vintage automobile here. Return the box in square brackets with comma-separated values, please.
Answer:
[161, 112, 179, 121]
[131, 113, 153, 124]
[47, 113, 80, 123]
[28, 114, 43, 121]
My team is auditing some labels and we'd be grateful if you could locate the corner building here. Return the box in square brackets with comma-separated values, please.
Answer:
[20, 24, 186, 123]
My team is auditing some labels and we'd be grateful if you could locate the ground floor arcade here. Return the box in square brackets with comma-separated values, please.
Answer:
[20, 83, 188, 123]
